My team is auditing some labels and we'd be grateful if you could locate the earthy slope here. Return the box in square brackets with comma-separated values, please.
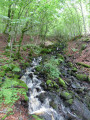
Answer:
[66, 35, 90, 75]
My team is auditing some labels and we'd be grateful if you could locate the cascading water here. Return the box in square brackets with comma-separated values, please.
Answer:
[21, 57, 65, 120]
[21, 56, 90, 120]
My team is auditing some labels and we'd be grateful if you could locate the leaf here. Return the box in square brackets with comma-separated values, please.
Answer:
[12, 67, 21, 72]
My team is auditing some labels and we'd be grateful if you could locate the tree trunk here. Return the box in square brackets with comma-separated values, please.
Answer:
[79, 1, 87, 36]
[17, 31, 24, 58]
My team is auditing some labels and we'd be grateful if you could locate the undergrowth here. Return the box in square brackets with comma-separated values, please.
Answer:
[0, 62, 28, 105]
[36, 55, 64, 79]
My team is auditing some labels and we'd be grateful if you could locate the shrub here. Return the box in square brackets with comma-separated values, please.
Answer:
[41, 56, 61, 79]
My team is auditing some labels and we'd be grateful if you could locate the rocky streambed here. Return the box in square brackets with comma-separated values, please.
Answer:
[21, 52, 90, 120]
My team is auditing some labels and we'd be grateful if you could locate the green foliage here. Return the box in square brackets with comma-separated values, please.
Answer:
[1, 77, 19, 104]
[0, 77, 28, 104]
[25, 44, 42, 55]
[1, 63, 21, 72]
[0, 61, 27, 105]
[43, 56, 61, 79]
[81, 44, 87, 50]
[40, 48, 52, 54]
[0, 71, 5, 77]
[32, 115, 44, 120]
[12, 67, 21, 72]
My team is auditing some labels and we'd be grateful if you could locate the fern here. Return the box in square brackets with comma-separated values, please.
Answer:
[0, 77, 28, 104]
[42, 56, 61, 79]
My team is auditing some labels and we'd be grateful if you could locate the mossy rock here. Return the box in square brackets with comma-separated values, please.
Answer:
[66, 99, 73, 105]
[72, 67, 77, 72]
[50, 101, 57, 109]
[84, 95, 90, 110]
[46, 80, 53, 87]
[58, 77, 66, 88]
[61, 91, 72, 100]
[67, 62, 73, 68]
[77, 62, 90, 68]
[75, 73, 90, 82]
[53, 82, 59, 89]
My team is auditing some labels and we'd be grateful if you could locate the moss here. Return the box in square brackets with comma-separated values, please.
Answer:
[46, 80, 53, 87]
[53, 82, 59, 89]
[61, 91, 72, 100]
[75, 73, 90, 82]
[76, 62, 90, 68]
[58, 77, 66, 88]
[72, 67, 77, 72]
[67, 62, 73, 68]
[46, 80, 60, 90]
[66, 99, 73, 105]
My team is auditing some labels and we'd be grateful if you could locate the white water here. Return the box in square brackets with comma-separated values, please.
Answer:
[21, 57, 65, 120]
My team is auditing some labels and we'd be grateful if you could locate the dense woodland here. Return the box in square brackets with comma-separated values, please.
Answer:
[0, 0, 90, 120]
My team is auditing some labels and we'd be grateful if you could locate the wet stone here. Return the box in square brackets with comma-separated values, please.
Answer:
[29, 73, 33, 79]
[71, 99, 90, 120]
[37, 93, 47, 103]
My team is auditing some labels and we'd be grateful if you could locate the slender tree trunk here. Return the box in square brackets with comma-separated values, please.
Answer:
[17, 31, 24, 58]
[3, 4, 12, 34]
[79, 1, 87, 36]
[73, 5, 82, 35]
[17, 21, 29, 58]
[66, 4, 76, 37]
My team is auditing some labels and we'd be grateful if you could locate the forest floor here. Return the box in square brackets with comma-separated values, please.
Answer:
[66, 35, 90, 75]
[0, 34, 90, 120]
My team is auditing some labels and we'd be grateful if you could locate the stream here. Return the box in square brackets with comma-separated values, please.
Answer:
[21, 55, 90, 120]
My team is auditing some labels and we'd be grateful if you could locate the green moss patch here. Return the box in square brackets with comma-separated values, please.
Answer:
[61, 91, 72, 100]
[72, 67, 77, 72]
[75, 73, 90, 82]
[58, 77, 66, 88]
[77, 62, 90, 68]
[66, 99, 73, 105]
